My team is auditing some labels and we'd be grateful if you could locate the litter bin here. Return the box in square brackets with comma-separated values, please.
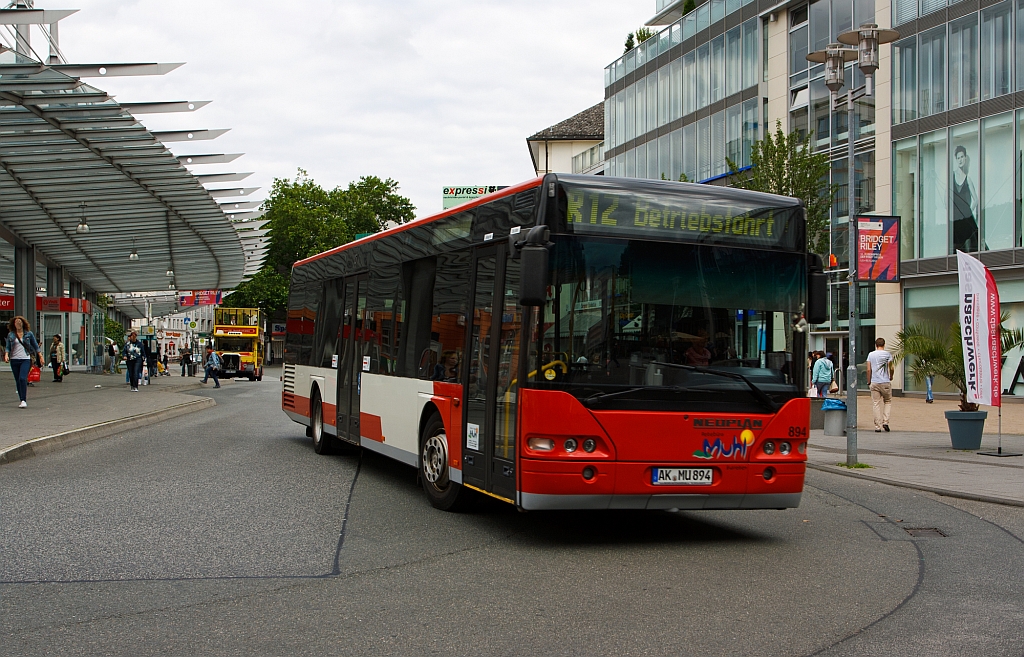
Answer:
[822, 398, 847, 436]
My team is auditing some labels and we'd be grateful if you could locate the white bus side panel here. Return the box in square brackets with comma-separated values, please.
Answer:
[358, 373, 432, 467]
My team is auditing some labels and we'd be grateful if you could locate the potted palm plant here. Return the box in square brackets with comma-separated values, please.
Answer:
[893, 316, 1024, 449]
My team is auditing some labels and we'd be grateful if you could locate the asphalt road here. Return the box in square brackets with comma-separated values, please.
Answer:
[2, 374, 1023, 656]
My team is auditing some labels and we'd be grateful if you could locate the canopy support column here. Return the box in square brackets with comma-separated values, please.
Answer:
[14, 245, 35, 320]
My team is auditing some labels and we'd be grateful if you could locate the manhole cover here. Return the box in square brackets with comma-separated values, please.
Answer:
[905, 527, 946, 538]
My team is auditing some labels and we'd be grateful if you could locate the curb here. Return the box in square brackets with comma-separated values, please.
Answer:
[0, 397, 216, 466]
[807, 462, 1024, 508]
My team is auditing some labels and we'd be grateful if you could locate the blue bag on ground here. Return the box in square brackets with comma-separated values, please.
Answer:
[822, 398, 847, 411]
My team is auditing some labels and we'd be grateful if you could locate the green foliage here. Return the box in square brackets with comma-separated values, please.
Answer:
[892, 312, 1024, 411]
[104, 315, 125, 348]
[727, 120, 837, 258]
[624, 32, 635, 53]
[221, 268, 290, 316]
[636, 27, 656, 44]
[683, 0, 697, 15]
[263, 169, 415, 274]
[837, 462, 872, 469]
[234, 169, 416, 316]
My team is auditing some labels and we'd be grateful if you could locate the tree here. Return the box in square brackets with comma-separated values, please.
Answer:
[221, 267, 290, 315]
[624, 32, 635, 53]
[727, 121, 837, 257]
[263, 170, 415, 273]
[636, 27, 656, 44]
[234, 169, 416, 316]
[683, 0, 697, 15]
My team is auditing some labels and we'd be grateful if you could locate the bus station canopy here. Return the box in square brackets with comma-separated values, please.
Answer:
[0, 49, 249, 297]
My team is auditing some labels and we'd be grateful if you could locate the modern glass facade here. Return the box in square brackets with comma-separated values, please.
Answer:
[604, 0, 762, 182]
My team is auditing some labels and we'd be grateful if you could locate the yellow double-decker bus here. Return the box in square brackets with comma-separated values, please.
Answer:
[213, 308, 265, 381]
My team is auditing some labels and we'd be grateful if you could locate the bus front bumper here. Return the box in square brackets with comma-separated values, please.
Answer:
[518, 459, 804, 511]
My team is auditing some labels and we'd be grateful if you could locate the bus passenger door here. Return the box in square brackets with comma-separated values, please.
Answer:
[335, 277, 363, 445]
[346, 278, 370, 443]
[462, 245, 519, 501]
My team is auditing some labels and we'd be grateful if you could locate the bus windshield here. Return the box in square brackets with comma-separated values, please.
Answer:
[530, 236, 808, 413]
[217, 337, 254, 352]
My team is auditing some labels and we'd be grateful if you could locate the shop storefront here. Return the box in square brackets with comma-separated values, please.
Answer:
[36, 297, 99, 372]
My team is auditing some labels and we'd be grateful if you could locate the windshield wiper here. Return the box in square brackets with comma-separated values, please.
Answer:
[583, 385, 720, 405]
[651, 362, 780, 413]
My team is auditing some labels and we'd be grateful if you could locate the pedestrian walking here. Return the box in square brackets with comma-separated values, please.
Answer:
[161, 353, 169, 376]
[810, 350, 833, 398]
[866, 337, 894, 432]
[180, 347, 190, 376]
[48, 334, 65, 382]
[124, 331, 147, 392]
[4, 315, 42, 408]
[200, 345, 221, 388]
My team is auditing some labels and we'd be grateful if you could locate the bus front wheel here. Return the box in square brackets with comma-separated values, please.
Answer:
[311, 390, 333, 455]
[420, 414, 471, 511]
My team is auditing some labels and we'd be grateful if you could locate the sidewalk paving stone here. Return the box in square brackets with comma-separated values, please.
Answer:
[0, 370, 218, 454]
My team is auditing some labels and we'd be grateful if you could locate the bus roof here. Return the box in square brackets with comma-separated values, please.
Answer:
[293, 177, 544, 269]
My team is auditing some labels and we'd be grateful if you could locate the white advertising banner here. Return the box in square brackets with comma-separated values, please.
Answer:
[957, 250, 1001, 407]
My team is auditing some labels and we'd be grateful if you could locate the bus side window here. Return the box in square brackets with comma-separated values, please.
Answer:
[397, 257, 436, 378]
[429, 250, 470, 382]
[311, 278, 344, 369]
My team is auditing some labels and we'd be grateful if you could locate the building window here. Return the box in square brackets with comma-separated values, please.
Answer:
[894, 0, 917, 26]
[893, 37, 917, 124]
[647, 72, 658, 132]
[1017, 0, 1024, 91]
[697, 43, 710, 110]
[658, 66, 670, 127]
[671, 128, 683, 180]
[636, 142, 648, 178]
[697, 116, 711, 180]
[670, 58, 682, 122]
[659, 133, 671, 179]
[742, 98, 759, 168]
[647, 139, 659, 179]
[949, 15, 979, 110]
[918, 26, 947, 118]
[893, 138, 919, 261]
[711, 35, 726, 104]
[683, 51, 696, 117]
[982, 113, 1015, 250]
[726, 104, 743, 168]
[726, 26, 742, 98]
[920, 129, 948, 258]
[636, 77, 647, 136]
[981, 2, 1012, 101]
[950, 121, 980, 253]
[711, 110, 726, 176]
[743, 19, 759, 89]
[683, 122, 697, 180]
[921, 0, 945, 18]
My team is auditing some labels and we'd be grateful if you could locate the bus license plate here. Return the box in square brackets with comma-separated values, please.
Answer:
[653, 468, 713, 485]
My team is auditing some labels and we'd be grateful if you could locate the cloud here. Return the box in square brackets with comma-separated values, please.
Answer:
[52, 0, 650, 216]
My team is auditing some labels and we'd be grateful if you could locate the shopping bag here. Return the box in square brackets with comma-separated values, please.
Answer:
[27, 365, 41, 383]
[829, 380, 839, 393]
[61, 362, 70, 377]
[807, 385, 818, 398]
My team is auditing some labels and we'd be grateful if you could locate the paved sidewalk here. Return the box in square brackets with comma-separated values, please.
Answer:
[0, 368, 215, 454]
[806, 393, 1024, 505]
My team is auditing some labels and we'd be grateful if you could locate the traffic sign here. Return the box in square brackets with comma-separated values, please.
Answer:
[189, 321, 198, 329]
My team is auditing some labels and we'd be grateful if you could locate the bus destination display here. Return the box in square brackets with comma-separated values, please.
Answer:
[562, 181, 801, 250]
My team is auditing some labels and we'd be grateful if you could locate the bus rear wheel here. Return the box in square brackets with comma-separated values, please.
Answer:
[420, 414, 471, 511]
[311, 390, 333, 455]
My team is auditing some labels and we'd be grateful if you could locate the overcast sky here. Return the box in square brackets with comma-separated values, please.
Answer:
[39, 0, 651, 216]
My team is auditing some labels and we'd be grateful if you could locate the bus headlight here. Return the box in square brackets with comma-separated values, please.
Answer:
[528, 437, 554, 452]
[583, 438, 597, 453]
[763, 441, 775, 455]
[780, 441, 792, 455]
[564, 438, 578, 452]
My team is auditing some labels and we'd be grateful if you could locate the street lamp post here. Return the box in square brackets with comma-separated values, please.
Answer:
[807, 24, 898, 467]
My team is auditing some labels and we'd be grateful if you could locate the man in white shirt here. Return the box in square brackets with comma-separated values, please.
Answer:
[865, 337, 894, 433]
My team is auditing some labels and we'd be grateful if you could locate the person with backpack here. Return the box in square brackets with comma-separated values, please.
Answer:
[4, 315, 42, 408]
[124, 330, 148, 392]
[810, 350, 834, 398]
[201, 344, 221, 388]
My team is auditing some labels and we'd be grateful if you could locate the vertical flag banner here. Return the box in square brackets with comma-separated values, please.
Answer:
[856, 216, 900, 282]
[957, 250, 1001, 407]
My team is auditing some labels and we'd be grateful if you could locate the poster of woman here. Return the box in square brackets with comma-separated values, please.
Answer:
[952, 143, 980, 252]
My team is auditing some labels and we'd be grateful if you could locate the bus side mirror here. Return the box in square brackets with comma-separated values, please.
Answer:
[515, 225, 551, 306]
[807, 254, 828, 325]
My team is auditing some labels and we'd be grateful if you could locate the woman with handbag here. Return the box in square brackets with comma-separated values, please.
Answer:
[4, 315, 41, 408]
[49, 334, 65, 382]
[811, 350, 833, 398]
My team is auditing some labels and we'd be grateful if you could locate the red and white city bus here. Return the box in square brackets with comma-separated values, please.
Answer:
[281, 174, 827, 511]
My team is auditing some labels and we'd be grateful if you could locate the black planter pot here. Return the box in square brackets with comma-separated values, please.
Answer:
[944, 410, 987, 450]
